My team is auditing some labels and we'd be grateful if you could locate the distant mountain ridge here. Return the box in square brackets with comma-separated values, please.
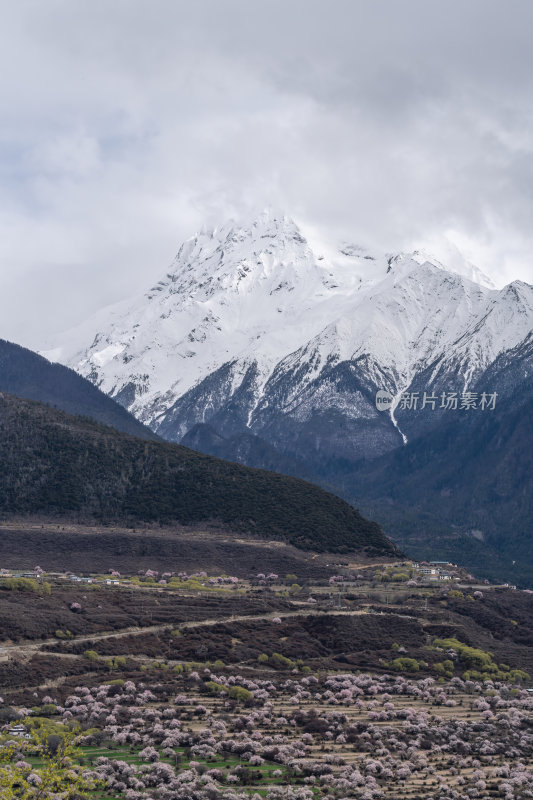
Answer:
[0, 338, 157, 440]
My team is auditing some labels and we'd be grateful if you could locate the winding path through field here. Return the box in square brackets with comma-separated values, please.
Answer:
[3, 606, 418, 662]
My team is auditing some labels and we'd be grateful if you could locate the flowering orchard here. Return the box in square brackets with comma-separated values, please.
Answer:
[4, 666, 532, 800]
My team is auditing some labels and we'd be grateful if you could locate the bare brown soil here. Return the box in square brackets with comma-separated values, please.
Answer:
[0, 519, 387, 577]
[0, 583, 291, 642]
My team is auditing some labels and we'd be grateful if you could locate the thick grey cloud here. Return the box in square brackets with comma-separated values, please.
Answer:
[0, 0, 532, 348]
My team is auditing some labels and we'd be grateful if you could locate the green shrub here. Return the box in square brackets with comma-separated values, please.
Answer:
[448, 590, 464, 600]
[433, 661, 453, 677]
[510, 669, 530, 682]
[228, 686, 253, 702]
[390, 657, 420, 672]
[433, 637, 493, 670]
[54, 629, 73, 639]
[184, 661, 203, 672]
[104, 657, 127, 671]
[84, 650, 100, 662]
[3, 577, 40, 593]
[270, 652, 296, 670]
[205, 681, 227, 694]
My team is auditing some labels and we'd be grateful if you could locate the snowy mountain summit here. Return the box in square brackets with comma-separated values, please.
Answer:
[46, 209, 533, 464]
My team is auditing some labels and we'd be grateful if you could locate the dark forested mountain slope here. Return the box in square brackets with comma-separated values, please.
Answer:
[345, 392, 533, 583]
[0, 392, 398, 556]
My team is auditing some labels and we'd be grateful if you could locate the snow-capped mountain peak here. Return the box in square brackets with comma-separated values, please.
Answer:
[144, 210, 332, 313]
[45, 211, 533, 461]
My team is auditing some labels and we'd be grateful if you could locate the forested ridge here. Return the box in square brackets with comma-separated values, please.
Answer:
[0, 392, 397, 555]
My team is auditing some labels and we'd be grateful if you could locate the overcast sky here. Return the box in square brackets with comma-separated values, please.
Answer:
[1, 0, 533, 349]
